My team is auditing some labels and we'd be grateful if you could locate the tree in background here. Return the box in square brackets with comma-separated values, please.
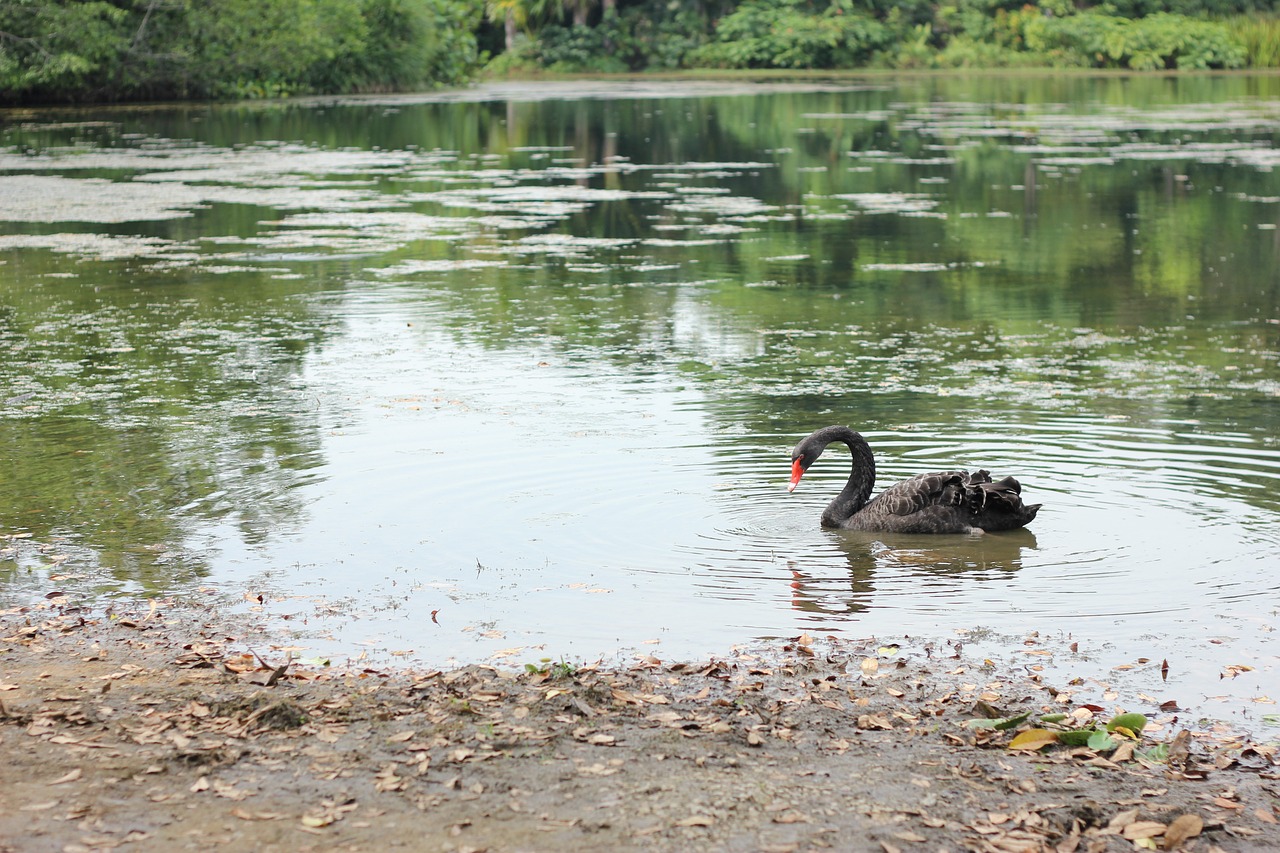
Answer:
[478, 0, 1276, 72]
[0, 0, 482, 103]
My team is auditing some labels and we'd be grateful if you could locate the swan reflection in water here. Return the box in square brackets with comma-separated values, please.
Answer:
[787, 528, 1039, 617]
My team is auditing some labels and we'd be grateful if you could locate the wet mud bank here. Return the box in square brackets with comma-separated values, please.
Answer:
[2, 597, 1278, 852]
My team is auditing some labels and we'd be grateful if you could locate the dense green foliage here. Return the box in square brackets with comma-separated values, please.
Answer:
[0, 0, 481, 103]
[486, 0, 1279, 73]
[2, 0, 1278, 102]
[1024, 11, 1248, 69]
[691, 0, 892, 68]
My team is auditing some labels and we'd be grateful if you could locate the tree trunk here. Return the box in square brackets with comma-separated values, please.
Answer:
[505, 10, 517, 51]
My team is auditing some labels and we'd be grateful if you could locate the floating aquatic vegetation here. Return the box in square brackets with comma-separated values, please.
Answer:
[641, 238, 730, 247]
[831, 192, 940, 215]
[270, 211, 475, 236]
[0, 175, 207, 223]
[371, 259, 509, 277]
[0, 231, 181, 259]
[0, 172, 397, 226]
[510, 233, 638, 257]
[861, 262, 953, 272]
[417, 185, 670, 220]
[666, 195, 775, 217]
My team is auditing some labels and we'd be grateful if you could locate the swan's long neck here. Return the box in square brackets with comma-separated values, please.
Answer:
[820, 429, 876, 528]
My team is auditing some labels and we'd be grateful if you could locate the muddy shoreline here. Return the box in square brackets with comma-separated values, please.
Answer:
[1, 596, 1277, 852]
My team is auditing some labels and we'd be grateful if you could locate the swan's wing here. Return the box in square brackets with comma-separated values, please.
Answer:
[872, 471, 969, 517]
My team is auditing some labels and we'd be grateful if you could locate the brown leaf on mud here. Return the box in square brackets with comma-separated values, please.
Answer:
[674, 815, 715, 827]
[50, 768, 82, 784]
[223, 653, 258, 674]
[213, 779, 251, 801]
[231, 808, 285, 821]
[313, 724, 346, 744]
[1104, 808, 1140, 834]
[856, 714, 893, 731]
[610, 688, 645, 706]
[1121, 820, 1167, 841]
[577, 762, 620, 776]
[244, 659, 291, 687]
[1008, 729, 1057, 751]
[891, 830, 927, 842]
[374, 764, 406, 793]
[1162, 814, 1203, 848]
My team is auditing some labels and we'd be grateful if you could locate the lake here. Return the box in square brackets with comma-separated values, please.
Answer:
[1, 76, 1277, 729]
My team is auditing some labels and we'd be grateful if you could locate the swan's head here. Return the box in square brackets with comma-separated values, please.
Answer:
[789, 425, 853, 492]
[787, 456, 807, 492]
[788, 436, 823, 492]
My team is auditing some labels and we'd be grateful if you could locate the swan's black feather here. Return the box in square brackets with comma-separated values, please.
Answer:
[790, 426, 1040, 534]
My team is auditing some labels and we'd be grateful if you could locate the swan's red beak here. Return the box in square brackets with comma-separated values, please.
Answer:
[787, 458, 805, 492]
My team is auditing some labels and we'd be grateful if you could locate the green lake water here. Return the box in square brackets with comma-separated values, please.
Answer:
[2, 76, 1278, 726]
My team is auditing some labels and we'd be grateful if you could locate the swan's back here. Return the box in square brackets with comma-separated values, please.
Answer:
[843, 469, 1039, 534]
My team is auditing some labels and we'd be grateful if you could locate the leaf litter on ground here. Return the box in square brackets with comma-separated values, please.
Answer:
[1, 594, 1278, 851]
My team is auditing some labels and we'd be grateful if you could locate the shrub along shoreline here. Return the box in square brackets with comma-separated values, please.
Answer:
[1, 1, 1278, 105]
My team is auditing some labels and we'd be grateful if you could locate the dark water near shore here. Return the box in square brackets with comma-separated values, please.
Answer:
[2, 76, 1278, 728]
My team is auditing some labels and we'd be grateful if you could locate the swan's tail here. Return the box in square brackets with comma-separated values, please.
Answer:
[963, 471, 1039, 527]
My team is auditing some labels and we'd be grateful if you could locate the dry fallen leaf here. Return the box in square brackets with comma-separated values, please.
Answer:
[1162, 813, 1203, 848]
[1105, 808, 1140, 834]
[856, 714, 893, 731]
[1008, 729, 1058, 751]
[674, 815, 714, 827]
[1122, 820, 1167, 841]
[50, 768, 82, 785]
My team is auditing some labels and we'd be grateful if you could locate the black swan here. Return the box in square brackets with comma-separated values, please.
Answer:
[788, 425, 1041, 534]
